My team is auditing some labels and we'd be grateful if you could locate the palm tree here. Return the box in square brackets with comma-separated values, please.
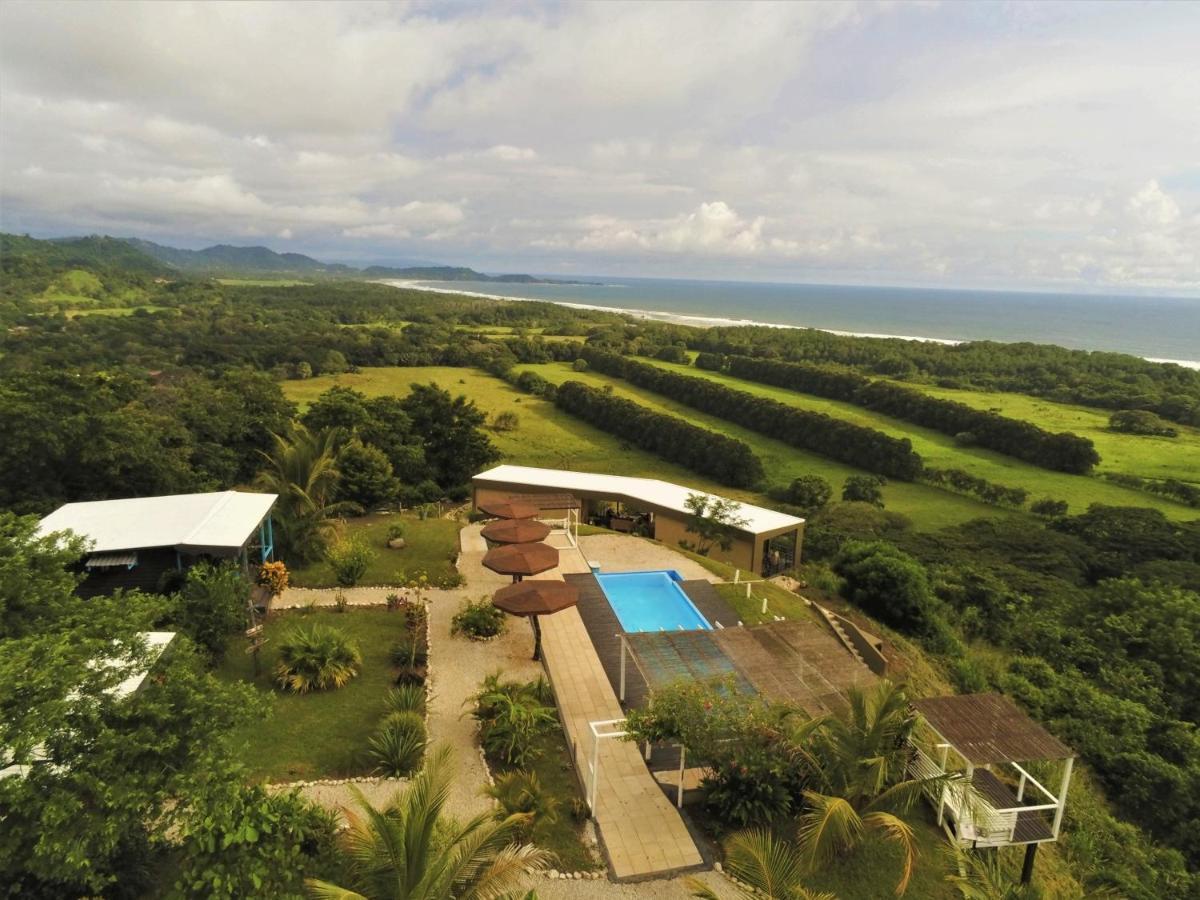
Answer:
[943, 845, 1038, 900]
[686, 830, 837, 900]
[305, 745, 548, 900]
[256, 423, 346, 563]
[794, 679, 947, 896]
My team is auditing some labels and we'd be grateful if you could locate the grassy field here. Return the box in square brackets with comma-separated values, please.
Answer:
[217, 608, 411, 781]
[289, 513, 461, 588]
[65, 305, 168, 317]
[901, 381, 1200, 485]
[638, 358, 1196, 519]
[216, 277, 312, 286]
[283, 366, 999, 531]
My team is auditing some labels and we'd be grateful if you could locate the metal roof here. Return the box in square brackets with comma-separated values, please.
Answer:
[38, 491, 277, 554]
[474, 465, 803, 536]
[912, 693, 1076, 765]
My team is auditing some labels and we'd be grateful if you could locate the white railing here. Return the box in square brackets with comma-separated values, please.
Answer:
[585, 718, 628, 812]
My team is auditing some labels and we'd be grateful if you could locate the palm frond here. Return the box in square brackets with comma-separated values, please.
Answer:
[302, 878, 369, 900]
[723, 828, 807, 898]
[863, 811, 917, 896]
[796, 791, 864, 874]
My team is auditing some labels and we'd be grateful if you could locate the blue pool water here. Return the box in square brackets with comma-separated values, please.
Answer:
[595, 570, 712, 633]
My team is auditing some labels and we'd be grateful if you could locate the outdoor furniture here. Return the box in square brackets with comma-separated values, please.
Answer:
[482, 541, 559, 582]
[480, 517, 552, 545]
[492, 579, 580, 660]
[477, 499, 540, 520]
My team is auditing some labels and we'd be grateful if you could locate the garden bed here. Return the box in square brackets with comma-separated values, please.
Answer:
[217, 607, 426, 782]
[289, 513, 462, 588]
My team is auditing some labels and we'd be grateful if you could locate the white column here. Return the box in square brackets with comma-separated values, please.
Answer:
[1053, 757, 1074, 838]
[677, 745, 686, 809]
[588, 731, 601, 812]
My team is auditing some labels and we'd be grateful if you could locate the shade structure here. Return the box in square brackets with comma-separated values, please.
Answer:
[482, 542, 559, 581]
[493, 580, 579, 660]
[478, 499, 540, 520]
[480, 517, 552, 545]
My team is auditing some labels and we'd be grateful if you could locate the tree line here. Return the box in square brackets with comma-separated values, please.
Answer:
[685, 323, 1200, 427]
[700, 353, 1100, 474]
[579, 347, 925, 480]
[551, 380, 764, 488]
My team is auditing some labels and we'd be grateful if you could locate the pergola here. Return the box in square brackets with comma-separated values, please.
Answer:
[909, 693, 1076, 882]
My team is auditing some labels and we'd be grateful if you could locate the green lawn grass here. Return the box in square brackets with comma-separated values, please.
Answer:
[515, 362, 1005, 531]
[289, 513, 461, 588]
[900, 380, 1200, 485]
[217, 608, 411, 781]
[638, 358, 1195, 519]
[284, 366, 996, 531]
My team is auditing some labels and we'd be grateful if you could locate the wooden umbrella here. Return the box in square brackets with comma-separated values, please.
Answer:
[493, 580, 579, 660]
[478, 499, 540, 520]
[480, 517, 552, 545]
[482, 542, 559, 582]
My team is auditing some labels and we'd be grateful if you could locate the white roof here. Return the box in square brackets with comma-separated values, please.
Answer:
[37, 491, 277, 554]
[473, 465, 803, 535]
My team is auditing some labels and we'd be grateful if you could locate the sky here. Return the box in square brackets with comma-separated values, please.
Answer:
[1, 1, 1198, 294]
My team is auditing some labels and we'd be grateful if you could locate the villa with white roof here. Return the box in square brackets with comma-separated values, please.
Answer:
[472, 465, 804, 576]
[37, 491, 277, 597]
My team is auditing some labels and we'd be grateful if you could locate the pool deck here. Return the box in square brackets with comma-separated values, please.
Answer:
[461, 526, 705, 879]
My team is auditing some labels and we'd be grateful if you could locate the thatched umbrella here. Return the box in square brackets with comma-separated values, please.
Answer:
[480, 517, 552, 545]
[493, 580, 579, 660]
[478, 499, 540, 520]
[482, 541, 559, 582]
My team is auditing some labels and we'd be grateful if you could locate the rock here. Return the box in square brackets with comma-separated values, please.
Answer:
[714, 861, 722, 872]
[388, 538, 406, 549]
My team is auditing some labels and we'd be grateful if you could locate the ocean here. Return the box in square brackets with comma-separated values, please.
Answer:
[382, 276, 1200, 368]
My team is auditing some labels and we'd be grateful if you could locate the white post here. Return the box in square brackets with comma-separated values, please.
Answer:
[733, 569, 740, 584]
[937, 744, 950, 827]
[761, 594, 768, 616]
[1052, 757, 1074, 838]
[1017, 770, 1027, 802]
[644, 741, 652, 762]
[589, 731, 601, 811]
[677, 745, 686, 809]
[745, 582, 752, 599]
[619, 636, 627, 702]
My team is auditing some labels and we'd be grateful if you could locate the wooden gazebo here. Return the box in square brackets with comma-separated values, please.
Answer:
[909, 693, 1076, 883]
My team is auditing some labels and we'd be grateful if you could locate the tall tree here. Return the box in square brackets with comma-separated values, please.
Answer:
[399, 384, 499, 489]
[255, 424, 346, 564]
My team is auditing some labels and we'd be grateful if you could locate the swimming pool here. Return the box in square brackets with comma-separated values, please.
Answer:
[595, 570, 712, 633]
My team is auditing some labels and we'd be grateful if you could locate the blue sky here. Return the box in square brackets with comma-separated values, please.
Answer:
[1, 1, 1197, 294]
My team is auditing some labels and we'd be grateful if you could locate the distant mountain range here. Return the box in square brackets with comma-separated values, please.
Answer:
[123, 237, 591, 283]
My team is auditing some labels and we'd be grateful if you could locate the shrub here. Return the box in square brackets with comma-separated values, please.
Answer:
[257, 560, 290, 596]
[491, 411, 520, 432]
[1109, 409, 1178, 437]
[368, 711, 426, 776]
[336, 440, 399, 509]
[451, 598, 506, 640]
[485, 771, 560, 842]
[842, 474, 885, 506]
[325, 533, 375, 587]
[833, 540, 937, 636]
[390, 634, 428, 669]
[1031, 498, 1069, 518]
[275, 624, 362, 693]
[775, 474, 832, 513]
[173, 561, 250, 662]
[386, 522, 406, 542]
[385, 684, 426, 715]
[333, 590, 348, 613]
[471, 673, 557, 767]
[572, 358, 589, 372]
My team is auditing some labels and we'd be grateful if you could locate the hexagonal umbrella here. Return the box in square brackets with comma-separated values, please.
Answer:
[480, 517, 552, 545]
[477, 499, 540, 520]
[492, 579, 579, 660]
[482, 541, 559, 582]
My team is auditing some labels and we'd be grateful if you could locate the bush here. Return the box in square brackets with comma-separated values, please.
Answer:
[256, 560, 290, 597]
[275, 624, 362, 693]
[386, 522, 406, 542]
[771, 474, 832, 513]
[390, 634, 428, 669]
[1109, 409, 1178, 437]
[842, 474, 885, 506]
[385, 684, 426, 715]
[471, 673, 557, 767]
[367, 711, 426, 776]
[485, 771, 560, 842]
[325, 533, 375, 587]
[336, 440, 399, 509]
[833, 540, 937, 636]
[491, 411, 520, 432]
[572, 358, 588, 372]
[1031, 498, 1069, 518]
[451, 597, 506, 640]
[174, 561, 250, 662]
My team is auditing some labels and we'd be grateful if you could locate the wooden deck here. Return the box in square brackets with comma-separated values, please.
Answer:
[971, 768, 1054, 843]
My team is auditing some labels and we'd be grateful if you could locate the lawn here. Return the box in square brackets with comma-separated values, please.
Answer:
[513, 362, 1003, 531]
[289, 513, 462, 588]
[901, 380, 1200, 485]
[217, 608, 412, 782]
[637, 358, 1196, 519]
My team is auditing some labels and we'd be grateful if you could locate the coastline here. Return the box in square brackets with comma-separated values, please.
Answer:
[375, 279, 1200, 369]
